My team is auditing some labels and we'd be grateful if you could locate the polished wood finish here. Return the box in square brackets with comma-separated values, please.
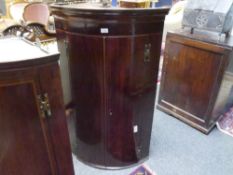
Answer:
[158, 30, 233, 134]
[51, 3, 169, 168]
[0, 43, 74, 175]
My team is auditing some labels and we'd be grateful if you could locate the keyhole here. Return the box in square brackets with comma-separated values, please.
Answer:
[144, 43, 151, 63]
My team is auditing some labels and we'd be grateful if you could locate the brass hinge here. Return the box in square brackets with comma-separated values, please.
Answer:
[37, 93, 52, 118]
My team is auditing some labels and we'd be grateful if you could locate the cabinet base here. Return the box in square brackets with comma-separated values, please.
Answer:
[157, 104, 216, 134]
[73, 154, 149, 170]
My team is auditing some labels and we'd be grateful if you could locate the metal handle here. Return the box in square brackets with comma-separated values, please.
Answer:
[144, 43, 151, 63]
[38, 93, 52, 118]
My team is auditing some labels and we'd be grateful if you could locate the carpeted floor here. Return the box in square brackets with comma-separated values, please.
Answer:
[72, 109, 233, 175]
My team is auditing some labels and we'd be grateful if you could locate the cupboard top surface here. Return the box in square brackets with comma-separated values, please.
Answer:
[168, 29, 233, 50]
[0, 37, 59, 69]
[51, 2, 170, 13]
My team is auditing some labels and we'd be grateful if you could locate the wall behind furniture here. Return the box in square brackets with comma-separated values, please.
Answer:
[3, 0, 25, 18]
[3, 0, 55, 18]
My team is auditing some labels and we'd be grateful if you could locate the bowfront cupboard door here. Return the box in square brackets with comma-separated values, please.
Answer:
[67, 33, 106, 165]
[0, 71, 56, 175]
[105, 34, 161, 166]
[105, 37, 137, 166]
[159, 36, 228, 127]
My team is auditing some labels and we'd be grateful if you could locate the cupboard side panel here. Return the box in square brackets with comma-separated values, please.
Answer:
[56, 29, 72, 106]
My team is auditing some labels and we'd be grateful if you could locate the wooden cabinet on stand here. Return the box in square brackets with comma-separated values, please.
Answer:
[0, 38, 74, 175]
[51, 2, 169, 169]
[158, 30, 233, 134]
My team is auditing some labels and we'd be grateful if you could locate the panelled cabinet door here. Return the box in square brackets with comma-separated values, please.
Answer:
[0, 71, 56, 175]
[105, 34, 161, 166]
[159, 37, 228, 126]
[67, 33, 106, 165]
[38, 63, 74, 175]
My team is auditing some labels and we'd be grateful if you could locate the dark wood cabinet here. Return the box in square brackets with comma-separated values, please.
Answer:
[51, 3, 169, 168]
[158, 30, 233, 134]
[0, 38, 74, 175]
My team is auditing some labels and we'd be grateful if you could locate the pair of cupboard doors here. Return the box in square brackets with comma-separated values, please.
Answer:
[57, 30, 162, 167]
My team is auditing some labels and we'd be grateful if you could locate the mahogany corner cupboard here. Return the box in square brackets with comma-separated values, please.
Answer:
[158, 30, 233, 134]
[0, 37, 74, 175]
[51, 2, 169, 169]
